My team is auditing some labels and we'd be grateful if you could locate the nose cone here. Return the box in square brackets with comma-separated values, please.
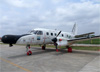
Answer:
[1, 35, 20, 44]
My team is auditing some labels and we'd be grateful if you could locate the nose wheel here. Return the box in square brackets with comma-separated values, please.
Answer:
[26, 45, 32, 55]
[27, 50, 32, 55]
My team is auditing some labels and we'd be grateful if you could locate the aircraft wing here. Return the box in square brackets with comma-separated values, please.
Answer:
[75, 32, 94, 38]
[68, 35, 100, 45]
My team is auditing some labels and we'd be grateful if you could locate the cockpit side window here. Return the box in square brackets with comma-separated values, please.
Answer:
[30, 30, 43, 35]
[34, 31, 38, 34]
[37, 31, 43, 35]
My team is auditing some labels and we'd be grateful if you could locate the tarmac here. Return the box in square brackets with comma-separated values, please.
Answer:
[0, 44, 100, 72]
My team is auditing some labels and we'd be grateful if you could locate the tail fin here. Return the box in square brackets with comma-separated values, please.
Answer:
[72, 23, 77, 35]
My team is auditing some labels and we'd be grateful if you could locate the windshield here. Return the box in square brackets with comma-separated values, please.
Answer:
[30, 30, 35, 34]
[30, 30, 43, 35]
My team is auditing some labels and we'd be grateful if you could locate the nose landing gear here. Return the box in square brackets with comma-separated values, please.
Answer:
[27, 50, 32, 55]
[26, 45, 32, 55]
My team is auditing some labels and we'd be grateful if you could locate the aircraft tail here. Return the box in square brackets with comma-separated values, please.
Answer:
[72, 23, 77, 35]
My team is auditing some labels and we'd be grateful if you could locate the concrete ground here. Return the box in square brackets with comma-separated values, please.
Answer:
[0, 44, 100, 72]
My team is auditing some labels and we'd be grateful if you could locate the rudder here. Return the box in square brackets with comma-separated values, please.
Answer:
[72, 23, 77, 35]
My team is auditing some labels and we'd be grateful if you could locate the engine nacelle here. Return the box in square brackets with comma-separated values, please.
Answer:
[56, 37, 68, 46]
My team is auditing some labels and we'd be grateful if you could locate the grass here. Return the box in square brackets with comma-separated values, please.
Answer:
[75, 38, 100, 44]
[71, 46, 100, 51]
[0, 42, 100, 51]
[31, 44, 100, 51]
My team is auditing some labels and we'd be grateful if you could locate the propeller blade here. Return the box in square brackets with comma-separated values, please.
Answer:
[56, 31, 61, 37]
[52, 31, 61, 43]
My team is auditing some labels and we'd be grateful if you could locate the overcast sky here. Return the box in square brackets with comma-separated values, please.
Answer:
[0, 0, 100, 37]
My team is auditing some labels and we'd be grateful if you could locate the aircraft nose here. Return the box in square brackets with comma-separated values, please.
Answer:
[1, 35, 20, 44]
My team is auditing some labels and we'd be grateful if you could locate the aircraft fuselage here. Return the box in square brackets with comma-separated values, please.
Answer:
[2, 28, 75, 46]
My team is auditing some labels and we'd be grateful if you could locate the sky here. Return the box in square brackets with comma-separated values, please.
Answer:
[0, 0, 100, 37]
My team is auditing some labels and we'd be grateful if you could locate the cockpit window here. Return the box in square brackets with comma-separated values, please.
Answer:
[30, 30, 43, 35]
[37, 31, 43, 35]
[30, 30, 35, 33]
[34, 31, 38, 34]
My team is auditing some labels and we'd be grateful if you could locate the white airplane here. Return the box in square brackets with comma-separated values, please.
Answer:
[1, 24, 100, 55]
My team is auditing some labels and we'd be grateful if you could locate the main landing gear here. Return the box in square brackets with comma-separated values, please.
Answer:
[66, 46, 72, 53]
[26, 44, 32, 55]
[42, 44, 46, 50]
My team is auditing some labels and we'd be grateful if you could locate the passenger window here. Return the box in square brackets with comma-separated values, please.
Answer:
[51, 33, 53, 36]
[55, 33, 56, 36]
[62, 34, 64, 37]
[46, 32, 49, 35]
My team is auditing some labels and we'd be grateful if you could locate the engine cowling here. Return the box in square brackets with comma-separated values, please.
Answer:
[56, 37, 68, 46]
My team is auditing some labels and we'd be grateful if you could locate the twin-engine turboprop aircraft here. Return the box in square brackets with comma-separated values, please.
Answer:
[1, 24, 100, 55]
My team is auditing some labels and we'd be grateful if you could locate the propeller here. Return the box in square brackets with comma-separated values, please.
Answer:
[52, 31, 62, 43]
[52, 31, 62, 51]
[56, 31, 61, 37]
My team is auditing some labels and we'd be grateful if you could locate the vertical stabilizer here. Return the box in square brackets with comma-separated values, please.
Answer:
[72, 23, 77, 35]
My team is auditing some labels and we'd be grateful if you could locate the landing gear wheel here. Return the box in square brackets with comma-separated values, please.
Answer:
[26, 44, 32, 56]
[66, 46, 72, 53]
[68, 47, 72, 53]
[42, 46, 45, 50]
[56, 49, 59, 52]
[27, 52, 29, 55]
[29, 50, 32, 54]
[27, 51, 32, 55]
